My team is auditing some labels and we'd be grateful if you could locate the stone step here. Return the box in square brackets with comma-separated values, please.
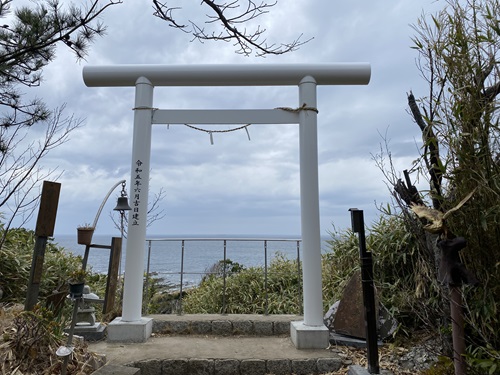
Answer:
[88, 315, 341, 375]
[90, 335, 341, 375]
[131, 356, 342, 375]
[150, 313, 298, 336]
[93, 364, 140, 375]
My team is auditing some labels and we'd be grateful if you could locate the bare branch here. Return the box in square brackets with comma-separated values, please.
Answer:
[152, 1, 188, 30]
[110, 187, 166, 237]
[152, 0, 311, 56]
[146, 187, 167, 227]
[0, 107, 81, 239]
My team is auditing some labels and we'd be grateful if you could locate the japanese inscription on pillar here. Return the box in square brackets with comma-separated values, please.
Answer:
[132, 159, 143, 226]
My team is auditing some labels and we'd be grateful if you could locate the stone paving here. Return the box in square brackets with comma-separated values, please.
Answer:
[90, 314, 342, 375]
[152, 314, 292, 336]
[129, 357, 342, 375]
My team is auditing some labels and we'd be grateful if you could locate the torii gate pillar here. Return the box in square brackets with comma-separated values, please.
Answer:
[290, 75, 329, 348]
[83, 64, 371, 346]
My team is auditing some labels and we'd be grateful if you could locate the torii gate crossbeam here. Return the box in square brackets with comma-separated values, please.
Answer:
[82, 64, 371, 347]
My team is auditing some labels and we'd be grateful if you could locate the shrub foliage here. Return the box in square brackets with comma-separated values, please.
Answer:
[0, 225, 108, 307]
[183, 255, 302, 314]
[0, 226, 83, 302]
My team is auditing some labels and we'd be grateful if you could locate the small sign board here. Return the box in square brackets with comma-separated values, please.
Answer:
[35, 181, 61, 237]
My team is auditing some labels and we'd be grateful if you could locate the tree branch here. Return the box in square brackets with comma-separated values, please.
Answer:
[482, 80, 500, 102]
[152, 0, 311, 56]
[408, 91, 443, 209]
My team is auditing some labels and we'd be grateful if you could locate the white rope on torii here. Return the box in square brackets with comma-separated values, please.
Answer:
[182, 123, 251, 144]
[170, 105, 319, 144]
[82, 63, 371, 347]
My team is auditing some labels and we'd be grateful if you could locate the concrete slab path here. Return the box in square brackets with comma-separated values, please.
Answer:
[89, 335, 333, 364]
[87, 314, 342, 375]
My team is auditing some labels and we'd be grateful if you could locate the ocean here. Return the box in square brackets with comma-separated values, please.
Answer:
[53, 234, 332, 288]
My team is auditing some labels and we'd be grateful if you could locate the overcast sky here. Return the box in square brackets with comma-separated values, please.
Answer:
[17, 0, 443, 237]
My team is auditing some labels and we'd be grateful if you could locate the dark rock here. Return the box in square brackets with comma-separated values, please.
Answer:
[254, 321, 273, 335]
[212, 320, 232, 336]
[152, 320, 169, 333]
[214, 359, 239, 375]
[188, 358, 214, 375]
[317, 357, 342, 373]
[273, 320, 291, 335]
[323, 300, 339, 329]
[397, 339, 441, 372]
[232, 320, 253, 335]
[326, 270, 398, 341]
[266, 359, 291, 375]
[378, 303, 398, 340]
[191, 320, 212, 335]
[162, 359, 188, 375]
[131, 359, 161, 375]
[92, 364, 140, 375]
[171, 321, 190, 334]
[333, 270, 378, 339]
[291, 358, 317, 375]
[240, 359, 266, 375]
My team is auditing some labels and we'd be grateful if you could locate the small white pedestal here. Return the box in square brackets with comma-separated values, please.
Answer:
[107, 317, 153, 343]
[290, 321, 330, 349]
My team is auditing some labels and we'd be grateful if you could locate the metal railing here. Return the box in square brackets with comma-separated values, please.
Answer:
[143, 237, 302, 315]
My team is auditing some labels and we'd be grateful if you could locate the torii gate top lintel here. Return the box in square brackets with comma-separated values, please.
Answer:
[83, 63, 371, 87]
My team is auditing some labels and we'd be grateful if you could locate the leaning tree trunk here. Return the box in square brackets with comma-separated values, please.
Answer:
[393, 171, 452, 353]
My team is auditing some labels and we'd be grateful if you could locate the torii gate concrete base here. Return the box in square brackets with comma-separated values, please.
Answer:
[83, 64, 371, 347]
[107, 317, 152, 343]
[290, 321, 330, 349]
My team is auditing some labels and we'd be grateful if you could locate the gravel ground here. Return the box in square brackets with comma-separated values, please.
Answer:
[325, 334, 444, 375]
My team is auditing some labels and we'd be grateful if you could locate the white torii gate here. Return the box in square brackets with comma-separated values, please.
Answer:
[83, 63, 371, 347]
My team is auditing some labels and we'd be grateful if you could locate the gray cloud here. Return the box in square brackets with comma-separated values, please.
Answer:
[11, 0, 439, 237]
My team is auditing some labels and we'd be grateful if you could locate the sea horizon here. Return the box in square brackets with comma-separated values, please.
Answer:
[53, 233, 332, 288]
[53, 232, 313, 239]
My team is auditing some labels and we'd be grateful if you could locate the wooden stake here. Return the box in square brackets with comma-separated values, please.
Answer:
[25, 181, 61, 311]
[450, 286, 466, 375]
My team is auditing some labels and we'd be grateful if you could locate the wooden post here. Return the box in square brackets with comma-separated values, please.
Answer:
[350, 208, 380, 374]
[82, 244, 91, 271]
[103, 236, 122, 315]
[451, 286, 466, 375]
[25, 181, 61, 311]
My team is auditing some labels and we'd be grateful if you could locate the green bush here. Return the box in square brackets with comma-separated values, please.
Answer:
[0, 227, 84, 302]
[183, 254, 302, 314]
[183, 215, 438, 324]
[466, 345, 500, 375]
[369, 215, 443, 329]
[0, 226, 106, 306]
[0, 227, 33, 301]
[322, 213, 452, 337]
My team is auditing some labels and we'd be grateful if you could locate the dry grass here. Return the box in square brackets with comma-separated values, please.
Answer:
[0, 303, 105, 375]
[325, 343, 417, 375]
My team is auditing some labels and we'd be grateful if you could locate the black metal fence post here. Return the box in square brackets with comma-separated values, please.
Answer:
[350, 208, 380, 374]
